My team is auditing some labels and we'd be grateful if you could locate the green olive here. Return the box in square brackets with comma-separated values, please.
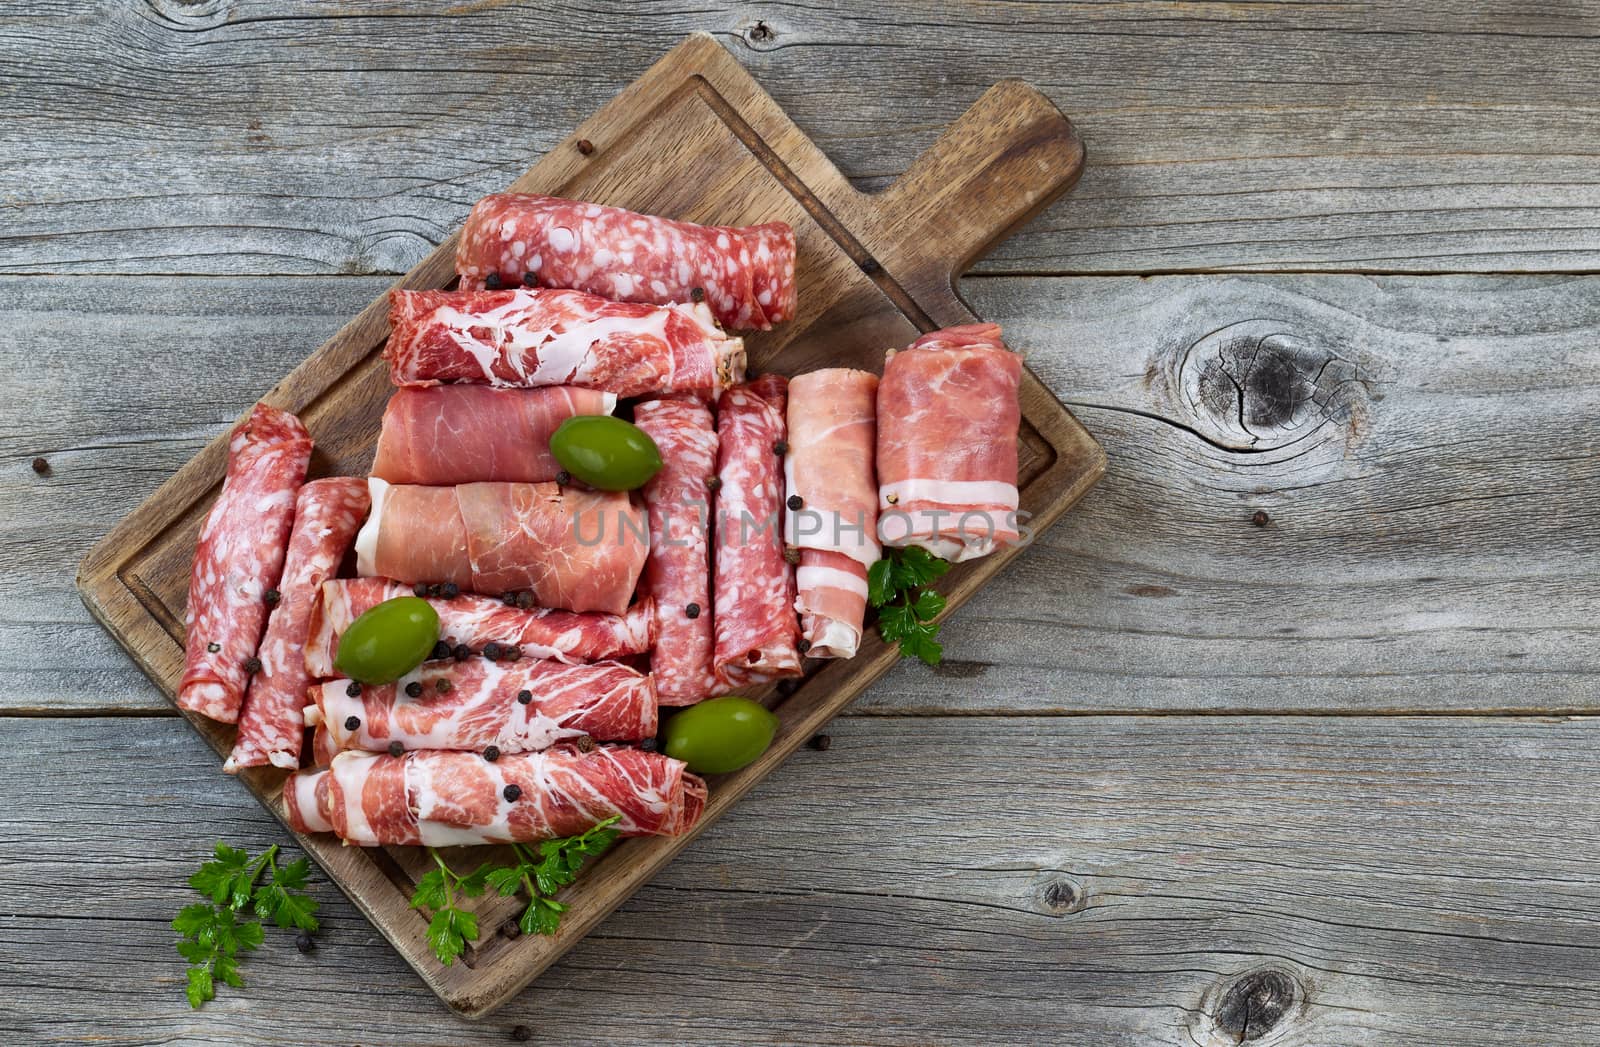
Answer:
[662, 696, 780, 775]
[550, 415, 663, 491]
[333, 596, 440, 684]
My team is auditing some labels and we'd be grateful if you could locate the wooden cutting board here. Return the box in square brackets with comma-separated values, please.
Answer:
[77, 32, 1103, 1018]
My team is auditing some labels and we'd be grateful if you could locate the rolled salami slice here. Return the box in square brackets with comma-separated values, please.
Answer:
[180, 404, 313, 723]
[225, 477, 370, 773]
[634, 398, 721, 704]
[712, 375, 801, 688]
[785, 368, 879, 659]
[309, 724, 339, 768]
[456, 194, 797, 331]
[303, 746, 705, 846]
[385, 288, 745, 401]
[284, 768, 333, 834]
[354, 479, 648, 614]
[311, 658, 656, 755]
[877, 324, 1023, 562]
[371, 385, 616, 486]
[304, 578, 653, 676]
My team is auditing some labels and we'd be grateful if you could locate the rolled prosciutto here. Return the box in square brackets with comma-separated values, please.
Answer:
[456, 193, 797, 331]
[180, 404, 313, 723]
[304, 578, 653, 676]
[354, 478, 648, 614]
[226, 477, 370, 773]
[286, 746, 706, 846]
[371, 385, 616, 486]
[385, 288, 745, 401]
[785, 369, 879, 660]
[712, 375, 802, 688]
[634, 398, 721, 704]
[309, 658, 656, 755]
[877, 324, 1023, 562]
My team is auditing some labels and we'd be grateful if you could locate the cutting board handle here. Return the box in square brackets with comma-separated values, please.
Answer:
[870, 80, 1085, 294]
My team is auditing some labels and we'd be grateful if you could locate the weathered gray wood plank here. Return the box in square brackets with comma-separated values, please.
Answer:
[3, 2, 1599, 276]
[5, 273, 1595, 714]
[9, 714, 1600, 1045]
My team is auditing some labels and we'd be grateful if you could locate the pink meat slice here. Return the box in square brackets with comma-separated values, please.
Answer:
[284, 768, 333, 834]
[712, 374, 802, 688]
[311, 657, 656, 755]
[304, 578, 653, 676]
[306, 746, 706, 846]
[179, 404, 313, 723]
[226, 477, 370, 772]
[784, 368, 879, 659]
[356, 480, 648, 614]
[634, 398, 722, 704]
[454, 193, 796, 331]
[385, 288, 745, 401]
[371, 385, 617, 486]
[876, 323, 1023, 562]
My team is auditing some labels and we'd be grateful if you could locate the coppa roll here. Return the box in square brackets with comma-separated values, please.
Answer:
[634, 398, 721, 704]
[713, 374, 802, 688]
[309, 657, 657, 756]
[354, 479, 648, 614]
[385, 288, 745, 401]
[455, 194, 797, 331]
[227, 477, 370, 773]
[304, 578, 654, 676]
[179, 404, 312, 724]
[785, 368, 880, 660]
[284, 746, 706, 847]
[876, 324, 1022, 562]
[371, 386, 616, 486]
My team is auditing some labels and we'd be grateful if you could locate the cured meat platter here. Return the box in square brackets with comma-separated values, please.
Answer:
[78, 33, 1103, 1017]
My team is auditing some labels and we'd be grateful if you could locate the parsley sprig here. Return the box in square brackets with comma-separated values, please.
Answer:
[174, 843, 320, 1008]
[868, 546, 951, 665]
[410, 816, 622, 966]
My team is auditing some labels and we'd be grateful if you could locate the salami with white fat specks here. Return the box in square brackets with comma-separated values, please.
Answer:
[225, 477, 370, 773]
[179, 404, 312, 724]
[712, 374, 802, 688]
[455, 194, 796, 332]
[634, 398, 722, 704]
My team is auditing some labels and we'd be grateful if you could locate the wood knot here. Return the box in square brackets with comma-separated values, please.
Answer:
[1194, 966, 1305, 1045]
[742, 19, 778, 49]
[1031, 874, 1086, 916]
[1175, 318, 1372, 452]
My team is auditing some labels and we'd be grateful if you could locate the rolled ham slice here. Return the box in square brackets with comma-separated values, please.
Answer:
[304, 578, 653, 676]
[310, 724, 339, 768]
[385, 288, 745, 401]
[371, 385, 616, 486]
[180, 404, 313, 723]
[226, 477, 370, 773]
[310, 658, 656, 755]
[785, 369, 879, 659]
[634, 398, 721, 704]
[712, 375, 802, 688]
[455, 193, 797, 331]
[286, 746, 706, 846]
[354, 479, 648, 614]
[876, 324, 1023, 562]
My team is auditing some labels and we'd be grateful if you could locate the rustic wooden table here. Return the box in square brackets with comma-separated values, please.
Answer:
[5, 3, 1598, 1045]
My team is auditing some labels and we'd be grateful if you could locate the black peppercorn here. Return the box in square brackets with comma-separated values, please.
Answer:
[436, 678, 452, 694]
[485, 272, 504, 290]
[576, 138, 595, 156]
[388, 741, 405, 757]
[30, 456, 49, 475]
[502, 592, 518, 607]
[638, 737, 658, 752]
[809, 733, 832, 752]
[523, 271, 538, 287]
[244, 657, 262, 674]
[773, 440, 788, 456]
[787, 495, 803, 511]
[405, 681, 423, 698]
[503, 784, 523, 802]
[556, 470, 571, 486]
[264, 589, 280, 607]
[503, 644, 521, 662]
[483, 745, 501, 762]
[295, 932, 315, 954]
[431, 641, 450, 660]
[797, 638, 811, 654]
[512, 1026, 533, 1043]
[706, 475, 722, 492]
[453, 643, 471, 661]
[441, 582, 459, 599]
[690, 286, 705, 303]
[413, 582, 429, 598]
[516, 591, 536, 610]
[517, 689, 532, 705]
[483, 641, 503, 661]
[576, 735, 596, 753]
[685, 602, 700, 619]
[427, 583, 444, 598]
[344, 715, 361, 731]
[206, 642, 221, 654]
[346, 681, 361, 697]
